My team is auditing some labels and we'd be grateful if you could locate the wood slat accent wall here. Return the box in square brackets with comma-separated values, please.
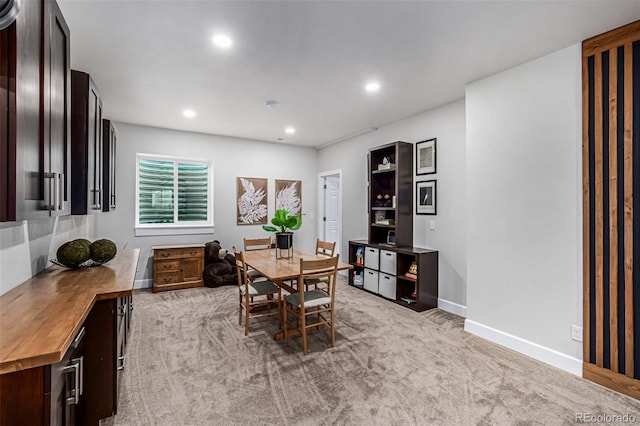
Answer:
[582, 20, 640, 400]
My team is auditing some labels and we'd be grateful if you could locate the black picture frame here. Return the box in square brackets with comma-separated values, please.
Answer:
[416, 180, 436, 215]
[416, 138, 436, 175]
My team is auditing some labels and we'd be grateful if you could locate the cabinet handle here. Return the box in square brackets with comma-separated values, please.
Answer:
[72, 327, 85, 349]
[91, 189, 102, 210]
[163, 277, 172, 283]
[129, 301, 134, 312]
[118, 304, 126, 317]
[63, 357, 82, 405]
[163, 264, 171, 269]
[161, 253, 170, 257]
[73, 356, 84, 396]
[118, 355, 126, 371]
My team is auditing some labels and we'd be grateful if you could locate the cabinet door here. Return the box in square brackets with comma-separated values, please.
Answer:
[181, 256, 202, 283]
[43, 0, 71, 216]
[102, 119, 116, 211]
[87, 82, 102, 211]
[0, 25, 16, 221]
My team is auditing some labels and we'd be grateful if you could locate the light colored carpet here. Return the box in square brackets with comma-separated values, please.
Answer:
[102, 279, 640, 425]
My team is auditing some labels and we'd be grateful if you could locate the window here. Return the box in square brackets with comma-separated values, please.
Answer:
[135, 153, 213, 236]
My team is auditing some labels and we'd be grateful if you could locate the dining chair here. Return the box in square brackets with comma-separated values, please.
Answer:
[234, 249, 281, 336]
[305, 239, 337, 291]
[284, 255, 339, 355]
[243, 237, 272, 282]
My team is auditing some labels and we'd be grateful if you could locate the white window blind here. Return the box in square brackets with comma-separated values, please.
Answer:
[135, 154, 213, 236]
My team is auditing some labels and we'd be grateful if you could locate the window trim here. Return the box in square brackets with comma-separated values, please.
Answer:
[135, 153, 214, 236]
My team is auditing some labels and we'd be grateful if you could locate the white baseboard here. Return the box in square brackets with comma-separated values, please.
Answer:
[438, 298, 467, 317]
[134, 279, 153, 289]
[464, 319, 582, 376]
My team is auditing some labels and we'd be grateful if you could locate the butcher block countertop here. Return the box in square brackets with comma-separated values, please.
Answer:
[0, 247, 139, 375]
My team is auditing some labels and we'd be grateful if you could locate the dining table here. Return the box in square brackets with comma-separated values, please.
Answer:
[242, 247, 353, 339]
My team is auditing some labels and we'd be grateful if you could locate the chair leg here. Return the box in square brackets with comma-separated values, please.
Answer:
[238, 293, 242, 325]
[244, 295, 250, 336]
[330, 308, 335, 348]
[301, 308, 308, 355]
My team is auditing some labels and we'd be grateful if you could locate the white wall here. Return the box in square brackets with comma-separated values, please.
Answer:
[465, 44, 583, 372]
[94, 123, 318, 285]
[0, 215, 95, 295]
[317, 99, 467, 311]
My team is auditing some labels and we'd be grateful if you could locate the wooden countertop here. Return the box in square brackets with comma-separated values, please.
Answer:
[0, 247, 140, 375]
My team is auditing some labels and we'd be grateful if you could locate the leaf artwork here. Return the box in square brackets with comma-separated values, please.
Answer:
[237, 178, 267, 224]
[276, 181, 301, 215]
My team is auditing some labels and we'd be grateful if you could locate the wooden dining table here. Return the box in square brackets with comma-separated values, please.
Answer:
[242, 247, 352, 339]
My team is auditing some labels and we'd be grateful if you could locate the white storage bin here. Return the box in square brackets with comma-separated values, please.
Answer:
[379, 250, 396, 275]
[364, 247, 379, 270]
[363, 269, 379, 294]
[378, 272, 396, 300]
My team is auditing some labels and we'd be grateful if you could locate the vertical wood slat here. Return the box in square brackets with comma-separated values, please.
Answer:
[594, 52, 604, 368]
[582, 52, 591, 365]
[623, 42, 634, 379]
[609, 47, 619, 373]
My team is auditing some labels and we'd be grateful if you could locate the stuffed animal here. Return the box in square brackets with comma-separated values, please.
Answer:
[202, 240, 237, 288]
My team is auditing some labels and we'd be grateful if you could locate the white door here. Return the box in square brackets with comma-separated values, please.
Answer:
[321, 174, 341, 253]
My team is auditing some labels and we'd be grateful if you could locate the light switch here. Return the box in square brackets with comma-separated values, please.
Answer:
[429, 220, 435, 230]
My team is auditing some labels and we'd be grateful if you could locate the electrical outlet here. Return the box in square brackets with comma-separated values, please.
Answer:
[571, 325, 583, 342]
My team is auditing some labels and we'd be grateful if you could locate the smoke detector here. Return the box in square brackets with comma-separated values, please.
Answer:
[265, 100, 278, 109]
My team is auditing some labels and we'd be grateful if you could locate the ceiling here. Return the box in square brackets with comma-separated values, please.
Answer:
[57, 0, 640, 148]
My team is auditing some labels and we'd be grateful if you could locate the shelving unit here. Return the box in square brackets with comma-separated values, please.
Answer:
[368, 141, 413, 247]
[348, 240, 438, 312]
[349, 140, 438, 312]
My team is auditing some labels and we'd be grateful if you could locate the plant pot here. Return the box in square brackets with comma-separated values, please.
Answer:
[275, 232, 293, 249]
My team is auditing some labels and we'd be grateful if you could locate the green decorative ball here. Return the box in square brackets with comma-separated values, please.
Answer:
[90, 239, 117, 263]
[56, 240, 91, 267]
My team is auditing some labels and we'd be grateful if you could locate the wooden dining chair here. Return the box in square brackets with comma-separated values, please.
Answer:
[305, 239, 337, 291]
[234, 249, 281, 336]
[243, 237, 272, 282]
[284, 256, 339, 355]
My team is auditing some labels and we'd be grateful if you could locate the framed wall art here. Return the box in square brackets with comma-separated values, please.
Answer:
[416, 180, 436, 215]
[416, 138, 436, 175]
[275, 179, 301, 215]
[236, 177, 268, 225]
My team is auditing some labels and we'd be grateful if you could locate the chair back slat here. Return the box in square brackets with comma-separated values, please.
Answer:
[244, 237, 272, 251]
[315, 239, 336, 257]
[298, 256, 339, 300]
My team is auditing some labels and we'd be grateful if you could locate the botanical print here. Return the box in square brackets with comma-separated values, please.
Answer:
[236, 177, 268, 225]
[275, 180, 301, 215]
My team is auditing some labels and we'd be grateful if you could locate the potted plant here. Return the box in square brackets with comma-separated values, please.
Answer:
[262, 208, 302, 249]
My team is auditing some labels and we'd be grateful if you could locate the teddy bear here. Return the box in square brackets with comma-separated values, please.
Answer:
[202, 240, 237, 288]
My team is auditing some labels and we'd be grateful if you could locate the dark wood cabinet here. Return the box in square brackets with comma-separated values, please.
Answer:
[102, 119, 117, 211]
[0, 0, 71, 221]
[71, 70, 103, 214]
[0, 326, 86, 426]
[368, 141, 413, 247]
[348, 240, 438, 312]
[80, 296, 131, 424]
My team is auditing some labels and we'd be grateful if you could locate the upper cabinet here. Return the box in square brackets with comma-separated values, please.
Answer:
[368, 141, 413, 247]
[71, 70, 103, 214]
[0, 0, 71, 221]
[102, 119, 117, 211]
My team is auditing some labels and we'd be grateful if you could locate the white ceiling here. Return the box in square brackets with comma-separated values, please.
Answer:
[58, 0, 640, 148]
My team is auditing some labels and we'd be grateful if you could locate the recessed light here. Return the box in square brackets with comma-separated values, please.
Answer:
[365, 81, 380, 92]
[285, 127, 295, 135]
[183, 109, 196, 118]
[212, 34, 232, 48]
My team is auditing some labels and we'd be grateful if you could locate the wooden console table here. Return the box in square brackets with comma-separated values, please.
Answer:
[0, 247, 139, 425]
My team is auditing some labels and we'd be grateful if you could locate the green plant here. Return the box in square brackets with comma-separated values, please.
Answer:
[262, 208, 302, 234]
